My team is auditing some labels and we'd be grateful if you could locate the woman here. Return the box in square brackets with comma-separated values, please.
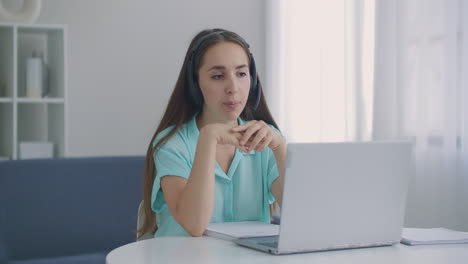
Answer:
[138, 28, 286, 238]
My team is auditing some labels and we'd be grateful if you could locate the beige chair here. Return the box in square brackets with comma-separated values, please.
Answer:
[136, 201, 154, 241]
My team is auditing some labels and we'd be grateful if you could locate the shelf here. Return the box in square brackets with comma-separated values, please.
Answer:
[0, 23, 65, 29]
[0, 23, 67, 159]
[0, 103, 13, 159]
[0, 26, 14, 98]
[17, 26, 65, 98]
[0, 98, 13, 103]
[17, 97, 64, 104]
[17, 103, 65, 158]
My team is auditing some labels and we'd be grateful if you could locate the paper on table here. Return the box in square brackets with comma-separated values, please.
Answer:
[401, 228, 468, 246]
[204, 221, 279, 241]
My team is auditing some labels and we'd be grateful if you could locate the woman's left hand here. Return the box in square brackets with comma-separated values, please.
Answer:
[231, 120, 284, 153]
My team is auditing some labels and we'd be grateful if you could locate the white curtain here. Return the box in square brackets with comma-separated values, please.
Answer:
[266, 0, 468, 231]
[265, 0, 375, 142]
[374, 0, 468, 231]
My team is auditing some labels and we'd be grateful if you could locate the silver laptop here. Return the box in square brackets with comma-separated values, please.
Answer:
[235, 142, 413, 255]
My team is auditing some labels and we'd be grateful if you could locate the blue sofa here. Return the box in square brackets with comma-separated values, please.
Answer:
[0, 156, 145, 264]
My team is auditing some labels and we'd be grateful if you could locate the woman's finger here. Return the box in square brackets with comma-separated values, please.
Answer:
[248, 128, 268, 151]
[255, 136, 272, 152]
[240, 122, 263, 145]
[238, 121, 257, 144]
[231, 121, 256, 132]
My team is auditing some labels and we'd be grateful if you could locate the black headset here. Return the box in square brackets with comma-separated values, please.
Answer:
[186, 30, 262, 111]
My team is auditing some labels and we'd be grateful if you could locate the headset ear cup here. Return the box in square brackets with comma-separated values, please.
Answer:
[249, 53, 257, 93]
[253, 80, 261, 111]
[249, 53, 261, 111]
[186, 54, 202, 107]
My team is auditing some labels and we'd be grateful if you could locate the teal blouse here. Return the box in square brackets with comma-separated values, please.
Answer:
[151, 114, 280, 237]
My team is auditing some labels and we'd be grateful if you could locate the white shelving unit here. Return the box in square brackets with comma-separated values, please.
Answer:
[0, 23, 67, 160]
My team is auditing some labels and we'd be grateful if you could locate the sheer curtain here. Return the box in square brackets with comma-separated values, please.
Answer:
[266, 0, 468, 231]
[265, 0, 374, 142]
[373, 0, 468, 231]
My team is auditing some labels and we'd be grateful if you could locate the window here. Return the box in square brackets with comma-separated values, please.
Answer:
[266, 0, 375, 142]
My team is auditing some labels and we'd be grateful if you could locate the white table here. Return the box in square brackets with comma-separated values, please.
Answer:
[106, 236, 468, 264]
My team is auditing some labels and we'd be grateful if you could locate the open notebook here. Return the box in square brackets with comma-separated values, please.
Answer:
[204, 221, 279, 241]
[401, 228, 468, 246]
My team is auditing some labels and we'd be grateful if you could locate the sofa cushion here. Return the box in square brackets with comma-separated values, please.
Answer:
[0, 239, 6, 264]
[8, 251, 107, 264]
[0, 156, 144, 261]
[1, 170, 8, 263]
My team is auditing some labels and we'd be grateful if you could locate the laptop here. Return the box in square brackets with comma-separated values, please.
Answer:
[235, 141, 413, 255]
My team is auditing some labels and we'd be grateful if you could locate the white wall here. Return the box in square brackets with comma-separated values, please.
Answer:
[35, 0, 266, 157]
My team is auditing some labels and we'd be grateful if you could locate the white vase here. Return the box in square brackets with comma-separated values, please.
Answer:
[26, 51, 48, 98]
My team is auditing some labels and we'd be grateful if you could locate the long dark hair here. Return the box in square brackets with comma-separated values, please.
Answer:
[138, 28, 279, 239]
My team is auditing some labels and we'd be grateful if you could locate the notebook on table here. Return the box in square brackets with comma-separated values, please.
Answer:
[230, 142, 414, 255]
[205, 221, 279, 241]
[401, 228, 468, 245]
